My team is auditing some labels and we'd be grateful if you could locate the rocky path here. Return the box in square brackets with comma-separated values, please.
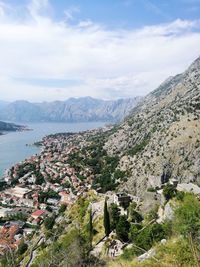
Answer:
[24, 235, 44, 267]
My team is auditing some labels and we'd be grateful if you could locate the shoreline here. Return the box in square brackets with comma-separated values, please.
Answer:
[0, 127, 32, 135]
[0, 122, 108, 185]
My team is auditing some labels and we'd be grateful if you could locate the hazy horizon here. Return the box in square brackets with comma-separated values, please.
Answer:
[0, 95, 143, 104]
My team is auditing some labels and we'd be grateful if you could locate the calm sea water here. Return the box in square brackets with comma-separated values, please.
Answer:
[0, 122, 105, 178]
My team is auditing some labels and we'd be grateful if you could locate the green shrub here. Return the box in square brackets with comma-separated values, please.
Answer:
[147, 187, 157, 192]
[174, 194, 200, 238]
[176, 191, 185, 201]
[121, 246, 141, 260]
[116, 215, 130, 242]
[145, 205, 159, 222]
[59, 204, 66, 213]
[128, 138, 150, 156]
[44, 215, 55, 230]
[129, 209, 143, 223]
[136, 223, 166, 250]
[129, 224, 142, 241]
[17, 241, 28, 255]
[30, 229, 86, 267]
[109, 203, 120, 230]
[163, 183, 177, 201]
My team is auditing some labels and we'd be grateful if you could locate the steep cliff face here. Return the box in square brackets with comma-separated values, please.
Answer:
[104, 57, 200, 196]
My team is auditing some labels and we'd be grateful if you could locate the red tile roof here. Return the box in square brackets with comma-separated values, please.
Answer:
[31, 210, 45, 217]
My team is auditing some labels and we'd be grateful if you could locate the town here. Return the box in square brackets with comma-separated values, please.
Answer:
[0, 126, 114, 255]
[0, 125, 200, 264]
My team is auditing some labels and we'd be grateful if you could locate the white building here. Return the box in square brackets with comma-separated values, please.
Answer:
[0, 207, 13, 218]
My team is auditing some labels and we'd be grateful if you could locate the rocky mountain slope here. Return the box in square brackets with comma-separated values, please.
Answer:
[104, 56, 200, 197]
[0, 97, 141, 123]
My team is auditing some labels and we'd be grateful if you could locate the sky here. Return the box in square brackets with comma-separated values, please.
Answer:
[0, 0, 200, 102]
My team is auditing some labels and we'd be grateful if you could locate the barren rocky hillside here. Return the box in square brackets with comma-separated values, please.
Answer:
[104, 56, 200, 197]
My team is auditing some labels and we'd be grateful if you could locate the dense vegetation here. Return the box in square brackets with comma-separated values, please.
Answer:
[107, 192, 200, 267]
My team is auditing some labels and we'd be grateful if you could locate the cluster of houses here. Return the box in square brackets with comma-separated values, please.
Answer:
[0, 211, 46, 255]
[0, 128, 111, 254]
[0, 221, 25, 255]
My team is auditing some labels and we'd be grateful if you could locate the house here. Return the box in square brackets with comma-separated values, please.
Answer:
[169, 177, 179, 187]
[40, 203, 47, 210]
[47, 198, 59, 205]
[31, 210, 46, 220]
[23, 228, 35, 236]
[114, 192, 132, 207]
[18, 198, 34, 208]
[59, 191, 74, 206]
[0, 208, 14, 218]
[114, 192, 140, 207]
[32, 218, 42, 226]
[4, 186, 33, 199]
[0, 224, 22, 254]
[4, 221, 25, 229]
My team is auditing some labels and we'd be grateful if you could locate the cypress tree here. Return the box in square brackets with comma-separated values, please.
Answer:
[104, 198, 111, 236]
[88, 208, 93, 247]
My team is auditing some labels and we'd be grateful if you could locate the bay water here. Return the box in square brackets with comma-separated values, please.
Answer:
[0, 122, 105, 178]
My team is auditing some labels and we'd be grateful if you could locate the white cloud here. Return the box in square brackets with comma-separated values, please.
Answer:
[27, 0, 50, 20]
[64, 5, 80, 21]
[0, 0, 200, 101]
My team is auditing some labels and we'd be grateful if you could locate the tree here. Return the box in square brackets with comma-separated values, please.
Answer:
[44, 215, 55, 230]
[163, 183, 177, 201]
[128, 208, 143, 223]
[129, 224, 142, 242]
[59, 204, 66, 213]
[116, 215, 130, 242]
[18, 240, 28, 255]
[104, 199, 111, 237]
[109, 203, 120, 230]
[128, 202, 139, 220]
[35, 171, 45, 185]
[87, 208, 93, 248]
[135, 223, 165, 250]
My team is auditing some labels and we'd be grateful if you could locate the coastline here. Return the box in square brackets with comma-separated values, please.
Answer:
[0, 124, 108, 183]
[0, 122, 107, 184]
[0, 143, 43, 182]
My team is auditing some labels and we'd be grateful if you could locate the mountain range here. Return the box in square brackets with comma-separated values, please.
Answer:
[0, 97, 141, 123]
